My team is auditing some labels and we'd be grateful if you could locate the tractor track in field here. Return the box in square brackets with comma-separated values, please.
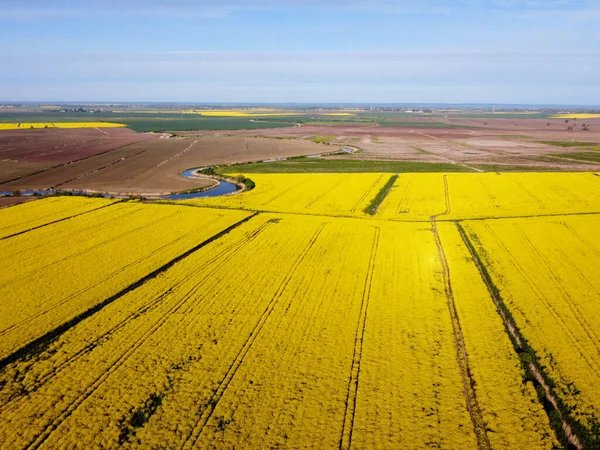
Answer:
[0, 212, 226, 362]
[0, 218, 275, 413]
[429, 178, 491, 450]
[395, 174, 413, 214]
[561, 222, 600, 258]
[14, 213, 259, 450]
[0, 141, 143, 187]
[482, 224, 600, 375]
[455, 223, 584, 450]
[0, 213, 257, 375]
[350, 174, 384, 213]
[0, 208, 166, 292]
[305, 177, 346, 209]
[181, 224, 326, 450]
[514, 224, 600, 353]
[0, 201, 119, 241]
[339, 227, 379, 450]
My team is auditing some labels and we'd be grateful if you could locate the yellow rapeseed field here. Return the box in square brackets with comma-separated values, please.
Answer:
[461, 215, 600, 439]
[376, 172, 600, 220]
[0, 199, 250, 359]
[182, 172, 600, 220]
[550, 113, 600, 119]
[0, 208, 569, 448]
[0, 196, 116, 239]
[438, 223, 557, 449]
[181, 173, 390, 216]
[1, 171, 599, 448]
[0, 122, 126, 130]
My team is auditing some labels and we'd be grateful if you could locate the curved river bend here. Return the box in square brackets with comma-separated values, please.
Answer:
[0, 168, 238, 200]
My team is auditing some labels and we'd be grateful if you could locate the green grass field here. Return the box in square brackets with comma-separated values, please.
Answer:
[538, 141, 599, 148]
[0, 112, 295, 132]
[221, 157, 474, 173]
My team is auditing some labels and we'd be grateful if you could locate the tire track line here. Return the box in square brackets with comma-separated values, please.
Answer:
[483, 224, 600, 375]
[0, 218, 272, 413]
[456, 223, 584, 450]
[561, 222, 600, 258]
[514, 224, 600, 354]
[0, 201, 120, 241]
[0, 208, 145, 290]
[395, 174, 413, 214]
[350, 175, 384, 213]
[0, 212, 208, 342]
[181, 224, 327, 450]
[305, 178, 346, 209]
[339, 227, 379, 450]
[430, 201, 490, 450]
[52, 150, 147, 188]
[19, 214, 259, 449]
[0, 213, 257, 374]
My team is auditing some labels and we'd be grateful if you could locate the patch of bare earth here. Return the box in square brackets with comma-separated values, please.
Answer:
[218, 119, 600, 170]
[3, 135, 331, 195]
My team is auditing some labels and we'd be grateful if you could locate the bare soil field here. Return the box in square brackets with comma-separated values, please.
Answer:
[2, 117, 599, 195]
[222, 119, 600, 170]
[1, 135, 329, 195]
[0, 127, 156, 184]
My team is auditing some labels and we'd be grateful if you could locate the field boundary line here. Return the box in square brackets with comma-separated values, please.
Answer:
[339, 227, 379, 450]
[0, 212, 258, 373]
[181, 223, 327, 449]
[430, 217, 490, 450]
[0, 200, 121, 241]
[455, 222, 585, 449]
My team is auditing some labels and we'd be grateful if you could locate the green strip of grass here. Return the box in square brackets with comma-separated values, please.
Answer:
[538, 141, 599, 148]
[221, 158, 473, 174]
[555, 152, 600, 163]
[363, 174, 398, 215]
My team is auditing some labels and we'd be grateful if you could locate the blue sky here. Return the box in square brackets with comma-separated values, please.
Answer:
[1, 0, 599, 104]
